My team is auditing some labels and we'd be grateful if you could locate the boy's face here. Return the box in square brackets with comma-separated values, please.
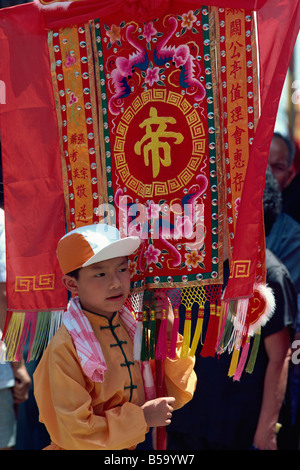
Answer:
[64, 256, 131, 318]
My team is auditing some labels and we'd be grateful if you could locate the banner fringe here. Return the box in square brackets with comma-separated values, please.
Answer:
[0, 283, 273, 379]
[180, 308, 192, 358]
[168, 307, 179, 359]
[1, 310, 64, 362]
[189, 306, 204, 357]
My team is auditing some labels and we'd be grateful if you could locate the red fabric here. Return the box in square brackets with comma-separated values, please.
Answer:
[1, 0, 299, 311]
[224, 0, 300, 300]
[0, 4, 67, 311]
[37, 0, 266, 29]
[37, 0, 300, 302]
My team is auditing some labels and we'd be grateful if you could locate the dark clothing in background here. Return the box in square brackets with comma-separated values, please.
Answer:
[167, 251, 297, 450]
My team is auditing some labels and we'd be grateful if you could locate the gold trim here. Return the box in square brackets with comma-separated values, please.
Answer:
[47, 30, 71, 232]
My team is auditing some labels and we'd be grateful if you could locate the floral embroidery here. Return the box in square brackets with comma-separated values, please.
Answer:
[106, 24, 121, 44]
[65, 55, 76, 68]
[181, 10, 197, 30]
[144, 244, 161, 265]
[235, 197, 241, 214]
[143, 21, 158, 43]
[145, 66, 160, 87]
[185, 250, 204, 268]
[68, 92, 78, 106]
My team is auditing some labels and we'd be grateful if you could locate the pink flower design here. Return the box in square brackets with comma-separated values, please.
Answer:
[68, 92, 78, 106]
[65, 55, 76, 67]
[235, 197, 241, 212]
[143, 21, 157, 42]
[181, 10, 197, 30]
[145, 66, 160, 87]
[144, 244, 161, 265]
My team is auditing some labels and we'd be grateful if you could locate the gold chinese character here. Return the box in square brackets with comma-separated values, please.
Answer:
[134, 107, 184, 178]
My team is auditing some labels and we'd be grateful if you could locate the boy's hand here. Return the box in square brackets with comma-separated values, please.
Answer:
[141, 396, 175, 427]
[153, 294, 174, 341]
[11, 362, 31, 404]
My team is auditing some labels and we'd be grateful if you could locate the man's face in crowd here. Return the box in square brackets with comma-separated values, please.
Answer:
[268, 135, 294, 191]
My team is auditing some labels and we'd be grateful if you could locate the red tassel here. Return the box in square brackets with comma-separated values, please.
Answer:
[168, 307, 179, 359]
[155, 358, 166, 450]
[200, 304, 220, 358]
[141, 361, 156, 400]
[1, 310, 13, 342]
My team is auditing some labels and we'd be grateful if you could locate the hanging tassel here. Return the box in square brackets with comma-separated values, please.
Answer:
[233, 337, 250, 381]
[168, 307, 179, 359]
[0, 310, 13, 361]
[28, 311, 52, 361]
[180, 308, 192, 358]
[155, 357, 167, 450]
[240, 284, 274, 375]
[2, 311, 25, 361]
[149, 309, 156, 359]
[200, 304, 220, 358]
[228, 347, 240, 377]
[226, 298, 249, 355]
[155, 308, 168, 360]
[26, 311, 39, 362]
[1, 310, 13, 343]
[219, 300, 237, 352]
[141, 360, 156, 400]
[133, 312, 143, 361]
[245, 329, 261, 374]
[15, 312, 32, 362]
[48, 310, 64, 343]
[189, 305, 204, 356]
[141, 310, 149, 361]
[215, 301, 229, 351]
[2, 309, 64, 362]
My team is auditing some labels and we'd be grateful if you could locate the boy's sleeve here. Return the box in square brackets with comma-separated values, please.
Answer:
[33, 327, 148, 450]
[163, 334, 197, 410]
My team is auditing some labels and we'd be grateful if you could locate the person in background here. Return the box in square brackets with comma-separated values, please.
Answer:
[279, 134, 300, 225]
[267, 132, 300, 295]
[267, 133, 300, 448]
[282, 172, 300, 225]
[268, 132, 295, 192]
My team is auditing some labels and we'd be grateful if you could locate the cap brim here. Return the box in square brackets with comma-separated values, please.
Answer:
[82, 236, 141, 267]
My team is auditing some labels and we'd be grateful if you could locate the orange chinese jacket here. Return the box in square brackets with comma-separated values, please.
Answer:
[33, 309, 196, 450]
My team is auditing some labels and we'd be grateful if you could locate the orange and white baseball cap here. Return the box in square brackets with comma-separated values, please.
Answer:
[57, 224, 140, 275]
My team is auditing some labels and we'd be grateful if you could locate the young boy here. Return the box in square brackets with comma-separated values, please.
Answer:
[33, 224, 196, 450]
